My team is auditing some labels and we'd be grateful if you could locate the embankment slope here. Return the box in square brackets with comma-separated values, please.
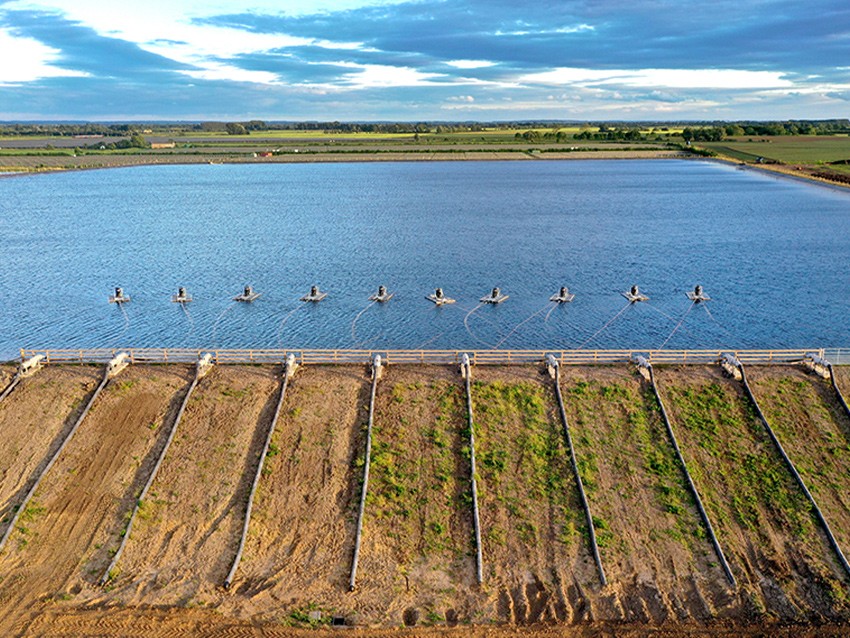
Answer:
[109, 365, 279, 607]
[559, 366, 733, 622]
[0, 365, 190, 634]
[655, 365, 849, 621]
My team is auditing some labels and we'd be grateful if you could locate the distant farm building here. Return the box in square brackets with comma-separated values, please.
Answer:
[151, 142, 176, 149]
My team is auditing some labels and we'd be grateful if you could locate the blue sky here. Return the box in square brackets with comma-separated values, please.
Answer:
[1, 0, 849, 121]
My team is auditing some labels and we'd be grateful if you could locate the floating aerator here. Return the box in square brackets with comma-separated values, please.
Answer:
[426, 287, 455, 305]
[622, 285, 648, 303]
[369, 285, 394, 302]
[686, 284, 710, 303]
[172, 286, 193, 303]
[480, 287, 509, 304]
[550, 286, 575, 303]
[109, 287, 130, 304]
[301, 285, 327, 302]
[233, 285, 261, 302]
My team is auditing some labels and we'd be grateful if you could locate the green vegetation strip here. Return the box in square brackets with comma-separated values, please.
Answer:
[828, 364, 850, 421]
[462, 358, 484, 585]
[551, 364, 606, 586]
[648, 366, 736, 586]
[739, 364, 850, 580]
[0, 366, 111, 553]
[224, 361, 295, 589]
[100, 364, 204, 585]
[349, 358, 380, 591]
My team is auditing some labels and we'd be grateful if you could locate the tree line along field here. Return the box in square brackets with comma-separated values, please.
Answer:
[1, 361, 850, 636]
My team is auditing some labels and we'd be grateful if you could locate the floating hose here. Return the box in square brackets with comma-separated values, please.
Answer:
[550, 362, 607, 586]
[648, 366, 736, 587]
[0, 366, 110, 553]
[461, 355, 484, 585]
[348, 356, 381, 591]
[739, 363, 850, 581]
[100, 362, 206, 585]
[224, 358, 296, 589]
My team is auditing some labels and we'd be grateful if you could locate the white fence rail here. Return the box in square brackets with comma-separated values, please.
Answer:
[19, 347, 825, 366]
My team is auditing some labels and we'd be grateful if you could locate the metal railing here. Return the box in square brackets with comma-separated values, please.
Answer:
[19, 347, 824, 366]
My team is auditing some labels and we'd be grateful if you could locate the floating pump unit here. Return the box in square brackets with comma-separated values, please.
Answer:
[109, 287, 130, 304]
[426, 288, 455, 306]
[480, 287, 509, 304]
[550, 286, 575, 303]
[369, 285, 394, 303]
[301, 285, 327, 302]
[172, 287, 193, 303]
[233, 285, 261, 302]
[622, 285, 648, 303]
[686, 285, 711, 303]
[804, 353, 832, 379]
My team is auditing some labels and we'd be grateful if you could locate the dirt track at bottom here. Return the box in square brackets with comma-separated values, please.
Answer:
[559, 366, 732, 623]
[0, 366, 102, 541]
[654, 365, 850, 622]
[219, 365, 369, 624]
[0, 364, 190, 636]
[108, 365, 279, 608]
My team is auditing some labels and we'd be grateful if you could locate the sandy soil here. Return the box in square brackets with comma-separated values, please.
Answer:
[357, 366, 478, 626]
[106, 365, 280, 608]
[0, 364, 16, 388]
[218, 365, 370, 625]
[0, 365, 102, 541]
[654, 365, 850, 622]
[745, 366, 850, 554]
[0, 364, 191, 635]
[834, 366, 850, 398]
[470, 366, 595, 625]
[559, 366, 733, 623]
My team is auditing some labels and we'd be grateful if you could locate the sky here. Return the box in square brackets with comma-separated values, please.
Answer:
[1, 0, 849, 121]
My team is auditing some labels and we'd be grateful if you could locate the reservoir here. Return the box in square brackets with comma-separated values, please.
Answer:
[0, 159, 848, 356]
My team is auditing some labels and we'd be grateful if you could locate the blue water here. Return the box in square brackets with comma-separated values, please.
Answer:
[0, 159, 848, 357]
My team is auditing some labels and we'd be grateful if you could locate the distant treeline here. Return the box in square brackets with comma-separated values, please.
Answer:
[2, 119, 848, 138]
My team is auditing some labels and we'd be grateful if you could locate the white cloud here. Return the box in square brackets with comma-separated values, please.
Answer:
[519, 67, 794, 90]
[0, 28, 88, 83]
[339, 64, 445, 88]
[445, 60, 496, 70]
[496, 23, 594, 36]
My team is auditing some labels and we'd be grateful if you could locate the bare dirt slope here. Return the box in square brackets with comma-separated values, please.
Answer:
[470, 367, 595, 625]
[108, 365, 279, 608]
[220, 365, 369, 625]
[834, 365, 850, 399]
[559, 366, 733, 623]
[0, 366, 102, 541]
[0, 364, 190, 635]
[0, 364, 15, 388]
[655, 365, 850, 622]
[357, 366, 478, 626]
[746, 366, 850, 556]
